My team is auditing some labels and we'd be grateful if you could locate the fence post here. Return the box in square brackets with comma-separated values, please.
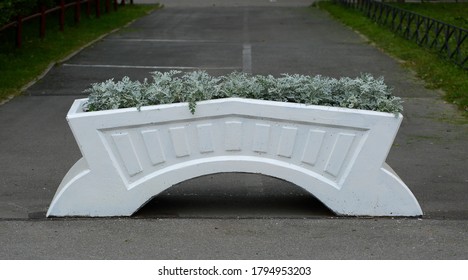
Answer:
[106, 0, 110, 13]
[87, 0, 91, 17]
[75, 0, 81, 23]
[60, 0, 65, 31]
[114, 0, 118, 11]
[96, 0, 101, 18]
[121, 0, 126, 6]
[40, 4, 46, 39]
[16, 16, 23, 48]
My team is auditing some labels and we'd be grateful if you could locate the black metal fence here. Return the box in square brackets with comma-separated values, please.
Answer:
[336, 0, 468, 70]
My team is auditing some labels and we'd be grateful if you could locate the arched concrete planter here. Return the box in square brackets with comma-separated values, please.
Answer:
[47, 98, 423, 217]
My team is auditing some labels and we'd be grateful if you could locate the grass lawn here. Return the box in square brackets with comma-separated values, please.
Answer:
[0, 4, 159, 103]
[317, 1, 468, 115]
[389, 2, 468, 29]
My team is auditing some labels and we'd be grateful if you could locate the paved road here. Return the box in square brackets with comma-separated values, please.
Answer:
[0, 0, 467, 259]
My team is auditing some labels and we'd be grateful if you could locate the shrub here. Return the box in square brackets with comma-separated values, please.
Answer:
[83, 71, 403, 114]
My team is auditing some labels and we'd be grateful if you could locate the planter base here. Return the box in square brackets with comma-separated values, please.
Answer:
[47, 98, 423, 217]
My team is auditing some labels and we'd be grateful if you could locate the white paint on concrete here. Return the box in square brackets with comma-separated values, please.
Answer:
[62, 63, 239, 70]
[104, 38, 222, 43]
[133, 0, 315, 7]
[242, 44, 252, 74]
[47, 98, 423, 217]
[242, 9, 252, 74]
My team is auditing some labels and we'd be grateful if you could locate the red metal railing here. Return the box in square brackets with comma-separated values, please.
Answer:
[0, 0, 131, 48]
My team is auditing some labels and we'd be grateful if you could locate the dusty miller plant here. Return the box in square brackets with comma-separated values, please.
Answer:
[83, 71, 403, 114]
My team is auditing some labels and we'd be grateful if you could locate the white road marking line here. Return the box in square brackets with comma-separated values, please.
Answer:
[243, 8, 249, 43]
[104, 38, 223, 43]
[242, 44, 252, 74]
[62, 64, 239, 70]
[242, 9, 252, 74]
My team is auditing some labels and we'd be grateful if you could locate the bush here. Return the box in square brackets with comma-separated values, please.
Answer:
[83, 71, 404, 114]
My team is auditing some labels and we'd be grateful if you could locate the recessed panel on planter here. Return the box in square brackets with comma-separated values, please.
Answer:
[252, 123, 271, 153]
[324, 133, 356, 178]
[111, 133, 143, 177]
[141, 129, 166, 166]
[301, 129, 326, 166]
[169, 126, 191, 158]
[224, 121, 243, 151]
[277, 126, 298, 158]
[197, 124, 215, 154]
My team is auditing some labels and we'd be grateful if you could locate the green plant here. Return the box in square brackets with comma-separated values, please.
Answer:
[83, 71, 403, 114]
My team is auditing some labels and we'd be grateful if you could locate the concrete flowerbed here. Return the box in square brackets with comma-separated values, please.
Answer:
[47, 72, 423, 217]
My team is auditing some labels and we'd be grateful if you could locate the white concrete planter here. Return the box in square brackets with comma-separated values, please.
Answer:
[47, 97, 422, 217]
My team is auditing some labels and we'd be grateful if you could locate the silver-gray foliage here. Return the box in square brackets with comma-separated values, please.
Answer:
[83, 71, 403, 114]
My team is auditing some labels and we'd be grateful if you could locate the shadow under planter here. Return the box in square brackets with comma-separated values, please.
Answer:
[133, 173, 335, 218]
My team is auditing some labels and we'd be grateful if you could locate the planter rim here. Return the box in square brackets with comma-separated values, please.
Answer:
[70, 97, 402, 119]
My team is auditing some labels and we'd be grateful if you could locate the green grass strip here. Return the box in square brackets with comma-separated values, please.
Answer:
[0, 4, 160, 102]
[389, 2, 468, 29]
[317, 1, 468, 115]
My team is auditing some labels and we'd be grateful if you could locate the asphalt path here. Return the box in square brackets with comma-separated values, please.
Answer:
[0, 0, 467, 259]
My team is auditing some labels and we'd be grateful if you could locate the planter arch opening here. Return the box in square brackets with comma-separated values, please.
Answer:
[47, 98, 423, 217]
[133, 173, 334, 218]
